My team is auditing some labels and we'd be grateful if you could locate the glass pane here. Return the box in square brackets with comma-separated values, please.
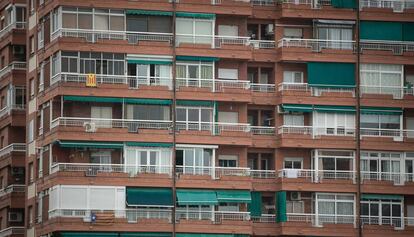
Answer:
[177, 108, 186, 121]
[361, 203, 369, 215]
[370, 203, 379, 216]
[78, 14, 93, 29]
[188, 109, 199, 122]
[382, 204, 391, 217]
[110, 15, 124, 31]
[95, 14, 109, 30]
[62, 13, 77, 28]
[188, 66, 199, 79]
[184, 150, 194, 166]
[322, 158, 335, 170]
[203, 150, 212, 167]
[140, 151, 147, 165]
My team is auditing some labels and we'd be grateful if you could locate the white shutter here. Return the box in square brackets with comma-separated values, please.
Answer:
[283, 28, 303, 38]
[218, 68, 238, 80]
[218, 25, 238, 36]
[218, 112, 239, 123]
[90, 187, 116, 210]
[61, 186, 88, 209]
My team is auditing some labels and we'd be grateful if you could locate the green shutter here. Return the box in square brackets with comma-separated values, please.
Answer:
[126, 9, 173, 16]
[403, 23, 414, 41]
[176, 12, 216, 19]
[331, 0, 356, 8]
[281, 104, 313, 113]
[307, 62, 355, 88]
[176, 100, 214, 107]
[360, 21, 403, 41]
[126, 188, 173, 206]
[361, 194, 403, 201]
[60, 233, 118, 237]
[276, 191, 287, 223]
[125, 142, 173, 148]
[248, 192, 262, 217]
[360, 107, 403, 115]
[216, 190, 251, 203]
[58, 141, 123, 149]
[314, 105, 356, 113]
[124, 98, 172, 105]
[127, 60, 172, 65]
[63, 96, 123, 103]
[176, 189, 218, 205]
[176, 56, 219, 62]
[120, 233, 172, 237]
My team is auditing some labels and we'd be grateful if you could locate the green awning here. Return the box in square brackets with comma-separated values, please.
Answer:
[176, 12, 216, 19]
[176, 56, 219, 62]
[361, 194, 404, 201]
[176, 235, 248, 237]
[360, 107, 403, 115]
[276, 191, 287, 223]
[60, 233, 118, 237]
[176, 100, 214, 107]
[307, 62, 355, 88]
[281, 104, 313, 113]
[216, 190, 251, 203]
[361, 21, 403, 41]
[124, 98, 172, 105]
[58, 141, 123, 149]
[126, 188, 173, 206]
[176, 189, 218, 205]
[125, 142, 172, 148]
[403, 23, 414, 41]
[331, 0, 356, 8]
[314, 105, 356, 113]
[63, 96, 123, 103]
[127, 59, 172, 65]
[248, 191, 262, 217]
[126, 9, 173, 16]
[120, 234, 172, 237]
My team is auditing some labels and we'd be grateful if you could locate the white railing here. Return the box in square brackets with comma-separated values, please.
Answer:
[176, 78, 250, 92]
[176, 121, 251, 133]
[51, 28, 173, 44]
[278, 83, 355, 96]
[49, 208, 172, 222]
[360, 85, 405, 99]
[360, 40, 414, 55]
[278, 38, 355, 51]
[0, 185, 25, 198]
[251, 126, 276, 135]
[405, 87, 414, 96]
[279, 169, 356, 181]
[0, 104, 26, 118]
[251, 214, 277, 223]
[50, 163, 172, 176]
[278, 169, 314, 179]
[175, 210, 250, 222]
[360, 128, 414, 138]
[215, 35, 250, 48]
[0, 227, 25, 237]
[51, 117, 172, 132]
[0, 143, 26, 158]
[278, 125, 313, 135]
[287, 213, 355, 225]
[0, 22, 25, 39]
[286, 213, 316, 222]
[250, 170, 277, 179]
[251, 0, 276, 6]
[278, 83, 310, 92]
[176, 166, 250, 179]
[51, 73, 172, 89]
[361, 171, 406, 185]
[361, 215, 404, 229]
[360, 0, 414, 12]
[278, 125, 356, 137]
[251, 83, 276, 92]
[0, 62, 26, 79]
[250, 40, 276, 49]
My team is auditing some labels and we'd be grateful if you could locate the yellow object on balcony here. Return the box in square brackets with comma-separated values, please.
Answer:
[86, 73, 97, 87]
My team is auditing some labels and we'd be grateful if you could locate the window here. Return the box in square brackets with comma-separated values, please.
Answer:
[0, 137, 4, 148]
[37, 22, 44, 49]
[218, 155, 238, 167]
[176, 18, 214, 45]
[287, 200, 304, 213]
[218, 68, 238, 80]
[29, 36, 35, 54]
[360, 64, 403, 98]
[284, 158, 303, 169]
[62, 7, 125, 31]
[361, 151, 402, 182]
[126, 105, 170, 121]
[28, 206, 33, 226]
[360, 114, 401, 130]
[51, 53, 60, 77]
[29, 162, 34, 182]
[90, 151, 112, 171]
[176, 106, 213, 130]
[51, 8, 60, 33]
[316, 193, 355, 224]
[176, 205, 213, 220]
[176, 61, 214, 82]
[283, 71, 303, 84]
[314, 112, 355, 136]
[176, 147, 213, 175]
[219, 203, 239, 212]
[30, 79, 35, 98]
[218, 111, 238, 123]
[283, 28, 303, 38]
[38, 149, 43, 178]
[283, 114, 304, 126]
[125, 147, 171, 174]
[30, 0, 35, 14]
[315, 150, 355, 178]
[38, 63, 44, 92]
[218, 25, 238, 36]
[317, 25, 353, 49]
[28, 120, 34, 142]
[361, 199, 403, 228]
[128, 63, 171, 88]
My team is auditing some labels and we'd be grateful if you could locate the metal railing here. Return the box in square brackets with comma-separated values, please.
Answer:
[251, 83, 276, 92]
[0, 62, 27, 79]
[361, 215, 405, 229]
[50, 163, 172, 176]
[278, 38, 355, 51]
[287, 213, 355, 225]
[278, 125, 356, 137]
[250, 40, 276, 49]
[279, 169, 356, 181]
[360, 128, 414, 138]
[278, 125, 313, 135]
[0, 104, 26, 118]
[176, 78, 250, 92]
[0, 227, 25, 237]
[360, 40, 414, 55]
[0, 143, 26, 158]
[0, 185, 25, 198]
[175, 210, 250, 222]
[360, 0, 414, 12]
[215, 35, 251, 48]
[278, 83, 355, 96]
[251, 0, 277, 6]
[251, 126, 276, 135]
[360, 85, 406, 99]
[251, 214, 277, 223]
[176, 165, 250, 179]
[278, 169, 314, 179]
[286, 213, 316, 223]
[176, 121, 251, 134]
[0, 22, 25, 39]
[51, 28, 174, 44]
[361, 171, 409, 185]
[250, 170, 277, 179]
[278, 83, 310, 92]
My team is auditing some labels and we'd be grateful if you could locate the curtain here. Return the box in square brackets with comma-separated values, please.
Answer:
[337, 202, 354, 215]
[200, 65, 213, 80]
[318, 201, 335, 215]
[176, 65, 186, 79]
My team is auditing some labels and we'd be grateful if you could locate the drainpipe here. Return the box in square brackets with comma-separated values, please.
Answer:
[172, 1, 177, 237]
[355, 1, 362, 236]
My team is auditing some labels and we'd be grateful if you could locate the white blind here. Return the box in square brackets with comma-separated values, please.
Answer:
[61, 187, 88, 209]
[218, 68, 238, 80]
[218, 112, 239, 123]
[90, 187, 116, 210]
[218, 25, 238, 36]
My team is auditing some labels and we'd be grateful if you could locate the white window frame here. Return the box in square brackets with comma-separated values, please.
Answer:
[176, 106, 214, 130]
[176, 17, 215, 47]
[284, 157, 303, 169]
[315, 193, 355, 225]
[176, 147, 214, 175]
[283, 71, 304, 84]
[361, 199, 404, 228]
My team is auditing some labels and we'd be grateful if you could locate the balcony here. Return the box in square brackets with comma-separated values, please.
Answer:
[0, 62, 26, 80]
[250, 83, 276, 93]
[278, 82, 356, 97]
[0, 105, 26, 119]
[360, 0, 414, 12]
[0, 143, 26, 159]
[0, 227, 24, 237]
[176, 78, 250, 92]
[0, 22, 25, 39]
[361, 216, 414, 230]
[361, 172, 414, 186]
[175, 210, 250, 222]
[360, 85, 414, 99]
[250, 40, 276, 49]
[278, 38, 355, 52]
[251, 0, 276, 6]
[176, 166, 250, 179]
[286, 213, 356, 226]
[360, 40, 414, 56]
[278, 125, 356, 137]
[279, 169, 355, 182]
[360, 128, 414, 139]
[0, 185, 25, 198]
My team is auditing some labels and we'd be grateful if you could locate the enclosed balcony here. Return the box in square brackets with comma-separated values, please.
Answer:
[0, 62, 26, 80]
[0, 4, 26, 40]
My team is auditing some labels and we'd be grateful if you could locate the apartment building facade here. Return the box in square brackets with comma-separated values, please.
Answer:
[23, 0, 414, 237]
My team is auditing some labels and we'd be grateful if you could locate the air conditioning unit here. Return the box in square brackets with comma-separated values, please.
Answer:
[265, 24, 274, 35]
[290, 192, 301, 201]
[84, 122, 97, 133]
[9, 212, 23, 222]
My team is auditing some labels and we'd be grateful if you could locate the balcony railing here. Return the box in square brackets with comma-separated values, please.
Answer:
[0, 62, 26, 79]
[360, 128, 414, 138]
[214, 35, 251, 48]
[287, 213, 355, 225]
[176, 78, 250, 92]
[50, 163, 173, 176]
[176, 165, 251, 179]
[360, 40, 414, 55]
[0, 143, 26, 158]
[250, 40, 276, 49]
[0, 104, 26, 118]
[51, 28, 174, 44]
[176, 121, 251, 133]
[360, 85, 409, 99]
[250, 83, 276, 92]
[278, 0, 332, 7]
[175, 210, 250, 222]
[279, 125, 356, 137]
[278, 83, 355, 96]
[251, 214, 277, 223]
[0, 227, 25, 237]
[279, 169, 355, 181]
[0, 185, 25, 198]
[250, 170, 277, 179]
[361, 215, 406, 229]
[251, 126, 276, 135]
[278, 38, 355, 51]
[360, 0, 414, 12]
[251, 0, 276, 6]
[0, 22, 25, 39]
